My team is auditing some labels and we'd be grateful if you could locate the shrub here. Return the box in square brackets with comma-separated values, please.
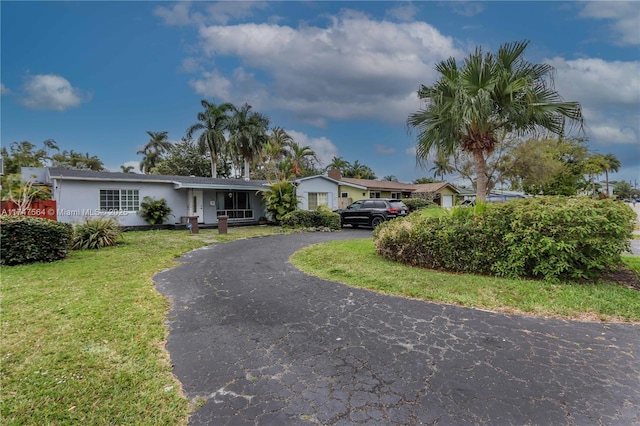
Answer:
[402, 198, 437, 212]
[374, 196, 635, 282]
[72, 217, 122, 250]
[138, 197, 173, 225]
[281, 205, 341, 230]
[0, 215, 73, 265]
[261, 180, 298, 224]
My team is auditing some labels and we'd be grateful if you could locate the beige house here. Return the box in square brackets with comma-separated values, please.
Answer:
[327, 170, 460, 209]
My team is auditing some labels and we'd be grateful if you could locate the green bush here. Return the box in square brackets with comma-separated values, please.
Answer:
[374, 196, 635, 282]
[138, 197, 173, 225]
[72, 217, 122, 250]
[281, 205, 341, 230]
[0, 215, 73, 265]
[261, 180, 298, 224]
[402, 198, 438, 212]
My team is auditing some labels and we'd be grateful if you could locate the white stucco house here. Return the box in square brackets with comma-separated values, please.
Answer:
[23, 167, 269, 228]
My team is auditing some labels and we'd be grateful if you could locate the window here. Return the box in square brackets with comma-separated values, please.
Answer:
[340, 192, 349, 198]
[370, 191, 381, 198]
[391, 192, 402, 199]
[100, 189, 139, 211]
[216, 191, 253, 219]
[308, 192, 328, 210]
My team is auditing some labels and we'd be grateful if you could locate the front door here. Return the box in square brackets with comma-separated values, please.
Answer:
[191, 190, 204, 223]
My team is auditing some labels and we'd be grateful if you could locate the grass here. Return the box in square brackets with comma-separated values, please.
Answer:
[290, 238, 640, 323]
[0, 226, 284, 425]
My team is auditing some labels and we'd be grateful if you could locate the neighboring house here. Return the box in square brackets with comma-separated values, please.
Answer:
[296, 170, 461, 210]
[22, 167, 268, 228]
[294, 175, 342, 211]
[411, 182, 459, 208]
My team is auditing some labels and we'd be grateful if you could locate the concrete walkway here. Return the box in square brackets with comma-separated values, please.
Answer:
[155, 230, 640, 425]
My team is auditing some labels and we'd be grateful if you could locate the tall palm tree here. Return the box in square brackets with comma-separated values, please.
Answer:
[186, 100, 234, 178]
[430, 152, 455, 181]
[137, 131, 172, 173]
[407, 40, 583, 201]
[228, 103, 270, 180]
[288, 142, 317, 177]
[602, 153, 621, 197]
[326, 156, 350, 173]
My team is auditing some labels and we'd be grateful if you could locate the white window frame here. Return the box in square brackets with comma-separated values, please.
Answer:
[99, 189, 140, 211]
[391, 192, 402, 199]
[370, 191, 381, 198]
[308, 192, 328, 210]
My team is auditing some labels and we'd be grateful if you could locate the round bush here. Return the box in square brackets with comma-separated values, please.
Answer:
[374, 196, 635, 282]
[281, 207, 341, 230]
[0, 215, 73, 265]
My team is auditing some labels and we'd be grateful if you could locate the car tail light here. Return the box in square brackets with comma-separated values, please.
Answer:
[388, 208, 399, 213]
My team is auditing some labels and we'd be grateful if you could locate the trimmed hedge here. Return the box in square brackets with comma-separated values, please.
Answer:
[402, 198, 438, 212]
[0, 215, 74, 265]
[281, 207, 341, 230]
[373, 197, 635, 282]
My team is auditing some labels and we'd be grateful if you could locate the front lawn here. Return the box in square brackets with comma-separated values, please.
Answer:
[0, 227, 283, 425]
[290, 238, 640, 322]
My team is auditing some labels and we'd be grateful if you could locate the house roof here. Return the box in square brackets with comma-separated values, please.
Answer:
[340, 178, 413, 192]
[337, 177, 460, 194]
[46, 168, 269, 191]
[410, 182, 459, 194]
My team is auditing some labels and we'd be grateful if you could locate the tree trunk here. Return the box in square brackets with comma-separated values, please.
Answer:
[473, 149, 488, 202]
[244, 157, 250, 180]
[209, 152, 217, 178]
[605, 170, 610, 197]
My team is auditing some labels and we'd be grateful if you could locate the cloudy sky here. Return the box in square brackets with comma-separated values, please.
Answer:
[2, 1, 639, 186]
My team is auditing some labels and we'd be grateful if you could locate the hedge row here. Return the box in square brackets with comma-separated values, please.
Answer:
[1, 215, 74, 265]
[373, 197, 635, 282]
[280, 207, 341, 230]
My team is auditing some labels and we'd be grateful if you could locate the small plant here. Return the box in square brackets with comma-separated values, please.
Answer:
[0, 215, 73, 265]
[260, 180, 298, 224]
[72, 217, 122, 250]
[138, 197, 173, 225]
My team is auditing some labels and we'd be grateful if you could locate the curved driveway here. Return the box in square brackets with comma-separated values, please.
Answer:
[155, 230, 640, 425]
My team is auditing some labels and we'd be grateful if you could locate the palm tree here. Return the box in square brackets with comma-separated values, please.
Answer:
[137, 131, 172, 173]
[120, 165, 134, 173]
[228, 103, 269, 180]
[430, 152, 455, 181]
[407, 40, 583, 201]
[602, 153, 621, 197]
[326, 156, 350, 172]
[288, 142, 317, 177]
[186, 100, 234, 178]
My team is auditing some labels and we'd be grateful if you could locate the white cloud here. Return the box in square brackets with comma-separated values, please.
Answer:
[153, 2, 200, 26]
[286, 130, 338, 169]
[375, 145, 396, 155]
[154, 1, 268, 27]
[579, 2, 640, 45]
[547, 57, 640, 107]
[19, 74, 87, 111]
[189, 70, 233, 100]
[447, 1, 485, 17]
[0, 83, 9, 95]
[192, 13, 462, 126]
[386, 2, 419, 22]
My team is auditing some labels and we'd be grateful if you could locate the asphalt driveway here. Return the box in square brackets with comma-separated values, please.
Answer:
[155, 229, 640, 425]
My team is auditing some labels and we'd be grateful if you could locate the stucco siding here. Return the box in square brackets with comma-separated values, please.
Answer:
[52, 179, 186, 226]
[296, 178, 338, 210]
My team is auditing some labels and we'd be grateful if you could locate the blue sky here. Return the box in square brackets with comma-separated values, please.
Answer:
[2, 1, 639, 187]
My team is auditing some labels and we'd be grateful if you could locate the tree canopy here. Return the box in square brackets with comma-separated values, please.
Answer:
[408, 40, 583, 201]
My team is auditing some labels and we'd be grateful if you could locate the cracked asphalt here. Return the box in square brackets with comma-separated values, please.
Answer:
[154, 230, 640, 425]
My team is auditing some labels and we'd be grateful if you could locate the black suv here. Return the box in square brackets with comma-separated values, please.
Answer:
[336, 198, 409, 228]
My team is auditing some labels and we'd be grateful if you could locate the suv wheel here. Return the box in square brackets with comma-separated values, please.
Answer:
[371, 216, 384, 228]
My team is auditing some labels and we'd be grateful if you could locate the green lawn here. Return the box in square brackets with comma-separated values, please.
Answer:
[2, 225, 638, 424]
[290, 238, 640, 323]
[0, 227, 283, 425]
